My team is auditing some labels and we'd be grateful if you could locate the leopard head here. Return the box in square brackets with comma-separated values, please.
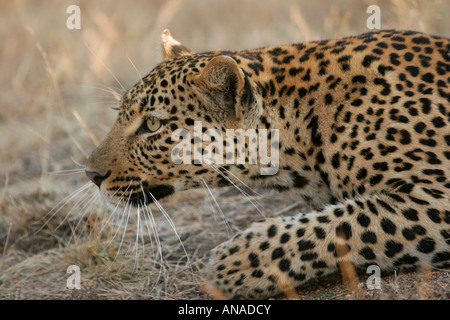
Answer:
[85, 30, 264, 206]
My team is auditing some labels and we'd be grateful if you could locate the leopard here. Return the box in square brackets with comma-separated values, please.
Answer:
[85, 29, 450, 299]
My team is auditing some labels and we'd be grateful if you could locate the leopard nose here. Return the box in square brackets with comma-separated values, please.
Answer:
[85, 170, 110, 187]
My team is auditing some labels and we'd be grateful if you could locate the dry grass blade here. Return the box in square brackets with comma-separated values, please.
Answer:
[33, 36, 66, 119]
[0, 173, 9, 206]
[25, 25, 89, 158]
[290, 5, 314, 41]
[0, 223, 13, 272]
[72, 111, 99, 147]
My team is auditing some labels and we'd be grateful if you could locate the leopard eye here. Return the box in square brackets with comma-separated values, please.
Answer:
[138, 117, 162, 135]
[147, 117, 161, 132]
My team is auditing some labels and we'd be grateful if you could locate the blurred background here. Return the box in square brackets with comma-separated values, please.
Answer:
[0, 0, 449, 300]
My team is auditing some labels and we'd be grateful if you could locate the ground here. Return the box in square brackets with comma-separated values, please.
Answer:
[0, 0, 449, 300]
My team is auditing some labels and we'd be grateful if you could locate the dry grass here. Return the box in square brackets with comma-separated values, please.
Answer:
[0, 0, 449, 300]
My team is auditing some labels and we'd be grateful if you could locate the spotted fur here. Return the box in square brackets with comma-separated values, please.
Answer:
[86, 29, 450, 299]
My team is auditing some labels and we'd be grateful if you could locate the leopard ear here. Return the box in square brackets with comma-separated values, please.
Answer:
[195, 55, 251, 122]
[161, 29, 193, 60]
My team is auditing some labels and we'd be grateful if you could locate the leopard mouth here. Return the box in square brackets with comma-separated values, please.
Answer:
[102, 182, 175, 207]
[129, 183, 175, 206]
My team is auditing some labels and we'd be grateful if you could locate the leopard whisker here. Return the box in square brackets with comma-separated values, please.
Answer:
[104, 190, 134, 272]
[72, 190, 100, 229]
[45, 168, 86, 176]
[146, 189, 195, 285]
[83, 40, 126, 92]
[201, 179, 233, 236]
[139, 185, 159, 262]
[111, 190, 134, 264]
[69, 190, 102, 241]
[69, 157, 86, 169]
[84, 190, 109, 240]
[80, 83, 123, 98]
[127, 54, 143, 80]
[86, 100, 121, 109]
[104, 181, 133, 235]
[216, 165, 267, 198]
[55, 184, 96, 232]
[99, 185, 129, 233]
[140, 200, 157, 263]
[132, 203, 144, 271]
[104, 183, 133, 251]
[141, 196, 166, 293]
[36, 182, 94, 235]
[111, 188, 132, 229]
[138, 205, 148, 271]
[209, 164, 266, 218]
[62, 192, 97, 243]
